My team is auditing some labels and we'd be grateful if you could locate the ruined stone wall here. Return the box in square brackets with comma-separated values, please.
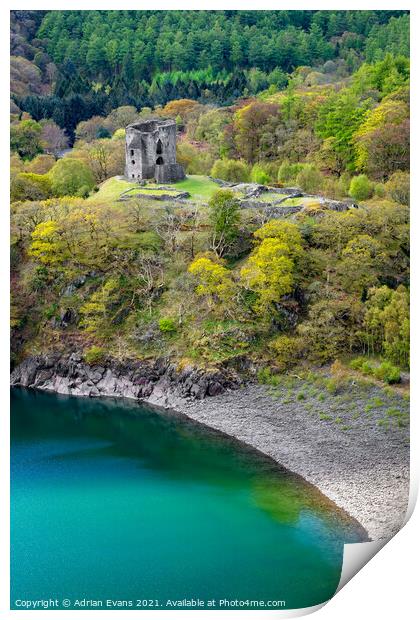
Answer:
[125, 119, 184, 182]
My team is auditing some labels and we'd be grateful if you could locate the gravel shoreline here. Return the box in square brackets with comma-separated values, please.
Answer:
[170, 381, 410, 542]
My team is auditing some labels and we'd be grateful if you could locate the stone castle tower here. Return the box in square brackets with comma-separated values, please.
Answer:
[125, 118, 185, 183]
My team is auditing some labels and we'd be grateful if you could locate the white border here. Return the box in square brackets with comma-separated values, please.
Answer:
[2, 2, 418, 619]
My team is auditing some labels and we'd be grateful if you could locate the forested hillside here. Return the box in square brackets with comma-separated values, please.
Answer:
[11, 10, 408, 137]
[10, 11, 410, 387]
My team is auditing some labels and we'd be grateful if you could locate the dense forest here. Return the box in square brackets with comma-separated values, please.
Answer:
[11, 10, 409, 137]
[10, 11, 410, 387]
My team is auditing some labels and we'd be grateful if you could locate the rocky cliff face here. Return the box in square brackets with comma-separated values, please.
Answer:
[10, 353, 241, 408]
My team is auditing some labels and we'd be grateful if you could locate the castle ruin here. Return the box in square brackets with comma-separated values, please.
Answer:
[125, 118, 185, 184]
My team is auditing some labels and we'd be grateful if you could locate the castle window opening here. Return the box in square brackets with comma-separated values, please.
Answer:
[156, 156, 164, 165]
[156, 139, 163, 155]
[130, 150, 134, 156]
[131, 160, 135, 164]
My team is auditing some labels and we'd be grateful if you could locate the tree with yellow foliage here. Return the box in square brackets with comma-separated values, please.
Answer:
[28, 220, 65, 265]
[241, 238, 294, 313]
[253, 220, 303, 259]
[160, 99, 201, 124]
[188, 256, 235, 311]
[339, 234, 386, 295]
[79, 278, 120, 333]
[233, 101, 279, 163]
[353, 97, 409, 178]
[240, 220, 303, 314]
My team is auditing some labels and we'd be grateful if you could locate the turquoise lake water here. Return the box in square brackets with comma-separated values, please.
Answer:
[11, 387, 365, 610]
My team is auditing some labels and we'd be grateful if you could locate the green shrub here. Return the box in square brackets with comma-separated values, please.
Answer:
[349, 174, 374, 201]
[112, 128, 125, 140]
[44, 303, 59, 320]
[327, 359, 350, 393]
[374, 183, 386, 198]
[176, 141, 214, 175]
[277, 161, 305, 184]
[84, 346, 105, 364]
[269, 335, 305, 370]
[137, 231, 163, 252]
[76, 185, 91, 198]
[361, 360, 374, 375]
[257, 367, 281, 386]
[349, 357, 365, 370]
[250, 163, 270, 185]
[325, 378, 339, 394]
[26, 154, 56, 174]
[49, 158, 95, 197]
[385, 171, 409, 205]
[211, 158, 250, 182]
[11, 172, 52, 202]
[374, 361, 401, 384]
[322, 177, 345, 200]
[158, 317, 177, 333]
[296, 164, 324, 193]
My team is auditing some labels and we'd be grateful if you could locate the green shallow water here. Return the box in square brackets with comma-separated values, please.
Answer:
[11, 388, 365, 610]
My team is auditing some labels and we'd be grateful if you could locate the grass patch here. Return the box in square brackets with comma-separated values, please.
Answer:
[84, 345, 106, 364]
[385, 407, 409, 427]
[386, 407, 403, 417]
[325, 378, 342, 395]
[88, 177, 139, 203]
[370, 397, 385, 408]
[282, 389, 294, 404]
[338, 393, 352, 403]
[374, 361, 401, 384]
[87, 174, 219, 205]
[124, 187, 180, 197]
[257, 367, 282, 386]
[173, 175, 219, 200]
[294, 196, 323, 207]
[319, 413, 332, 421]
[349, 356, 401, 385]
[255, 192, 288, 203]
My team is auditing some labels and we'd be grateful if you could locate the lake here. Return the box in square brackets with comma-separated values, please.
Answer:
[11, 387, 365, 610]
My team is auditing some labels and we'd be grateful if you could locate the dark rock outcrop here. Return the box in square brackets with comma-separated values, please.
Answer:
[10, 353, 241, 408]
[51, 308, 77, 329]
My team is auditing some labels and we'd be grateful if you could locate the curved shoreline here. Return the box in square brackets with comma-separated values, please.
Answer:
[169, 385, 409, 542]
[11, 355, 410, 542]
